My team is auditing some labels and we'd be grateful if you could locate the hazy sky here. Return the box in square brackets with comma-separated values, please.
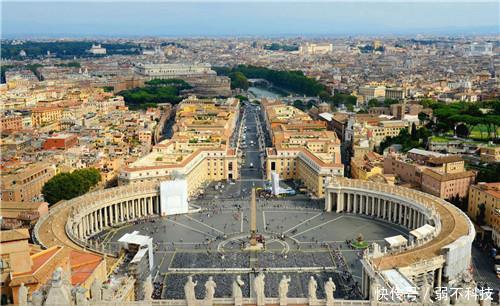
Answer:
[2, 1, 499, 38]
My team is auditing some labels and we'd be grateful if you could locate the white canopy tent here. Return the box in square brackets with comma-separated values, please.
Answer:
[384, 235, 408, 249]
[410, 224, 435, 240]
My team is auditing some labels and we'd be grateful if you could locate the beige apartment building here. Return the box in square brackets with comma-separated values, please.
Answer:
[384, 87, 406, 100]
[262, 99, 343, 198]
[468, 183, 500, 247]
[366, 120, 414, 146]
[384, 149, 476, 199]
[1, 162, 56, 203]
[119, 97, 239, 196]
[31, 106, 63, 128]
[357, 83, 386, 105]
[479, 146, 500, 163]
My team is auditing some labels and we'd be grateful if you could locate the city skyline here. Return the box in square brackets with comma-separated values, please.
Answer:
[1, 1, 499, 305]
[2, 1, 499, 38]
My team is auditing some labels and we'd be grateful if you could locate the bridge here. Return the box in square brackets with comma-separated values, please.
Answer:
[247, 78, 271, 87]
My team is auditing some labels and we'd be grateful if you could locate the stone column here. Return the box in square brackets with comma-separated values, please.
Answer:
[140, 198, 144, 217]
[388, 201, 392, 222]
[139, 199, 142, 217]
[436, 268, 442, 288]
[94, 210, 98, 232]
[148, 197, 153, 215]
[99, 209, 104, 231]
[87, 214, 92, 235]
[111, 205, 115, 225]
[108, 205, 112, 225]
[361, 269, 368, 299]
[347, 193, 352, 212]
[83, 215, 88, 237]
[81, 218, 86, 238]
[93, 211, 98, 233]
[116, 204, 119, 223]
[325, 191, 332, 212]
[111, 204, 115, 224]
[405, 206, 409, 228]
[78, 223, 83, 239]
[376, 198, 381, 217]
[88, 213, 92, 234]
[104, 207, 108, 228]
[338, 192, 345, 212]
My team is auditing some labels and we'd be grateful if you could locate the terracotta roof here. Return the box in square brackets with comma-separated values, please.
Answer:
[422, 168, 476, 182]
[0, 228, 30, 242]
[427, 155, 463, 164]
[70, 250, 104, 285]
[10, 245, 70, 286]
[472, 183, 500, 199]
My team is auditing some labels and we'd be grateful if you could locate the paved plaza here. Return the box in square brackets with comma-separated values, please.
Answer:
[96, 199, 408, 299]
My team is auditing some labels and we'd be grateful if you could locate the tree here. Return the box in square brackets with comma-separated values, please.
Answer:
[235, 95, 249, 101]
[229, 72, 249, 90]
[383, 99, 399, 107]
[418, 112, 429, 124]
[378, 126, 430, 154]
[216, 65, 328, 97]
[42, 168, 101, 205]
[367, 99, 379, 108]
[293, 100, 305, 111]
[411, 123, 418, 140]
[73, 168, 101, 189]
[473, 162, 500, 183]
[118, 79, 189, 110]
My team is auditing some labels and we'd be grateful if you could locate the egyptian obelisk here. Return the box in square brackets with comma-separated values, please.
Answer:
[250, 187, 258, 246]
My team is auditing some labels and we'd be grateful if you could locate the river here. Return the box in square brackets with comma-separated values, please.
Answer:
[248, 86, 283, 98]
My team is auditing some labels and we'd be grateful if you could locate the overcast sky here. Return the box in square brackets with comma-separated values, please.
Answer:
[2, 1, 499, 38]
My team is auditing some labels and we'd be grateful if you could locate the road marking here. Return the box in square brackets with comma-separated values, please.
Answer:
[184, 215, 224, 234]
[292, 216, 344, 238]
[240, 212, 244, 232]
[165, 218, 216, 238]
[283, 212, 322, 234]
[262, 210, 266, 231]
